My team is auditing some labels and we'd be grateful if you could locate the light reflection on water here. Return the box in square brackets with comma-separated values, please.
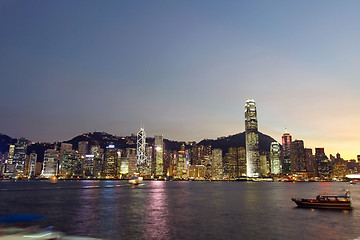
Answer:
[1, 181, 360, 240]
[144, 181, 171, 239]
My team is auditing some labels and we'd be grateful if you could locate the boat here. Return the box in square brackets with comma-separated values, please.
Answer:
[48, 176, 58, 184]
[291, 190, 352, 210]
[128, 174, 143, 185]
[350, 180, 356, 184]
[0, 214, 102, 239]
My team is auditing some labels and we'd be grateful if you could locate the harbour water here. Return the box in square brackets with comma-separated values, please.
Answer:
[1, 180, 360, 240]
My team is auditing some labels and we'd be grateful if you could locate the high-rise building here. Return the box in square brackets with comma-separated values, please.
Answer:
[78, 141, 89, 156]
[42, 149, 59, 178]
[13, 138, 28, 173]
[333, 153, 347, 178]
[305, 148, 315, 174]
[245, 99, 260, 177]
[201, 146, 212, 167]
[146, 146, 154, 176]
[225, 147, 238, 179]
[290, 140, 306, 172]
[8, 145, 15, 164]
[91, 145, 103, 178]
[270, 142, 281, 174]
[185, 150, 191, 172]
[127, 148, 137, 176]
[238, 147, 246, 177]
[60, 150, 76, 178]
[154, 135, 164, 177]
[84, 154, 95, 177]
[212, 148, 223, 180]
[137, 127, 149, 176]
[177, 150, 186, 179]
[90, 145, 101, 158]
[0, 153, 5, 175]
[119, 157, 129, 177]
[4, 145, 16, 175]
[60, 143, 73, 153]
[29, 152, 37, 177]
[315, 148, 330, 178]
[104, 144, 118, 178]
[282, 132, 292, 173]
[260, 153, 269, 176]
[59, 143, 74, 178]
[72, 152, 83, 178]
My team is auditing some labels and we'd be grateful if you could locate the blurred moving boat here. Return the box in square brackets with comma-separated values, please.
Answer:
[291, 190, 352, 210]
[48, 176, 58, 184]
[0, 226, 62, 240]
[0, 214, 102, 240]
[128, 174, 143, 185]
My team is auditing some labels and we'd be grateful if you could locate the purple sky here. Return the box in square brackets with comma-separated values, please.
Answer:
[1, 0, 360, 159]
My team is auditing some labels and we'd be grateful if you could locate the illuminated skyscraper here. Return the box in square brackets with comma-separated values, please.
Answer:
[212, 148, 223, 180]
[29, 152, 37, 177]
[104, 144, 118, 178]
[119, 156, 129, 177]
[154, 135, 164, 177]
[137, 127, 148, 176]
[177, 150, 186, 178]
[60, 150, 76, 178]
[78, 141, 89, 156]
[245, 99, 260, 177]
[282, 132, 292, 173]
[13, 138, 28, 173]
[305, 148, 315, 173]
[60, 143, 73, 153]
[127, 148, 137, 176]
[84, 154, 95, 177]
[42, 149, 59, 178]
[270, 142, 281, 174]
[226, 147, 238, 179]
[8, 145, 15, 163]
[236, 147, 245, 177]
[315, 148, 330, 178]
[290, 140, 306, 172]
[260, 153, 269, 176]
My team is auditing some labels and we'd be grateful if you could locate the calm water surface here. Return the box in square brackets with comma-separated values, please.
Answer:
[1, 180, 360, 240]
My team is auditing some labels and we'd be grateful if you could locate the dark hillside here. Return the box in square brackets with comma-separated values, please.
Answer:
[197, 131, 279, 154]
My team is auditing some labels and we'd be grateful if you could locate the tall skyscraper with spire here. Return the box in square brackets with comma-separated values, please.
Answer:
[137, 127, 148, 176]
[245, 99, 260, 177]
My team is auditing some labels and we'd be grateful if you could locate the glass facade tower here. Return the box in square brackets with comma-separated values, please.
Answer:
[154, 135, 164, 177]
[270, 142, 281, 174]
[245, 99, 260, 177]
[282, 132, 292, 173]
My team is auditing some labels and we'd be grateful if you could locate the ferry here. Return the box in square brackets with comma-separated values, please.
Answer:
[292, 190, 352, 210]
[128, 173, 143, 185]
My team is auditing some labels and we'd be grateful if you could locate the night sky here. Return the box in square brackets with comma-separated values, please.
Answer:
[1, 0, 360, 159]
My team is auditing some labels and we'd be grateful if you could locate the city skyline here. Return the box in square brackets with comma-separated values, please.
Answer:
[1, 1, 360, 159]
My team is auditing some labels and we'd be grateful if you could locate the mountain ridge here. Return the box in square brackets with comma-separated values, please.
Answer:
[0, 131, 279, 160]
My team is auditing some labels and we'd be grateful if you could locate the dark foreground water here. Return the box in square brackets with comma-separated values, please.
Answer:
[1, 180, 360, 240]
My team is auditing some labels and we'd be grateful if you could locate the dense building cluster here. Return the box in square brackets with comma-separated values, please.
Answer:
[0, 100, 359, 180]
